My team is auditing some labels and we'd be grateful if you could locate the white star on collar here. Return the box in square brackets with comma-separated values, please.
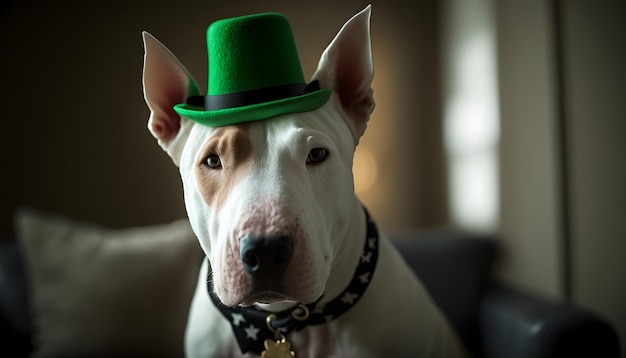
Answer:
[359, 272, 371, 284]
[231, 313, 245, 327]
[361, 251, 372, 263]
[312, 303, 326, 315]
[244, 324, 260, 340]
[341, 292, 359, 305]
[368, 237, 376, 249]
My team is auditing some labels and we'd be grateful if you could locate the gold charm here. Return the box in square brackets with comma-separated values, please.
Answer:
[263, 313, 296, 358]
[262, 336, 295, 358]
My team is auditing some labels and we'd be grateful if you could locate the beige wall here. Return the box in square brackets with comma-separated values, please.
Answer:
[563, 0, 626, 351]
[496, 0, 564, 300]
[495, 0, 626, 351]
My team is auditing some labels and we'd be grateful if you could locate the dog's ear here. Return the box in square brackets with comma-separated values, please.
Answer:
[311, 5, 375, 144]
[142, 32, 200, 165]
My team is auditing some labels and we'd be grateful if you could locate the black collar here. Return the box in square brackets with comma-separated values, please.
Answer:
[207, 208, 380, 355]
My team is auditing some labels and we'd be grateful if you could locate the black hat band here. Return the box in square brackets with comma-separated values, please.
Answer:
[186, 80, 321, 111]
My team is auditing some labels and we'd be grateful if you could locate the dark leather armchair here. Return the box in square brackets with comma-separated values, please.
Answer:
[391, 230, 621, 358]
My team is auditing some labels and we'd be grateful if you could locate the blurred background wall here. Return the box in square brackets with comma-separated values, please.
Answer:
[0, 0, 446, 231]
[496, 1, 625, 352]
[1, 0, 624, 353]
[489, 0, 625, 352]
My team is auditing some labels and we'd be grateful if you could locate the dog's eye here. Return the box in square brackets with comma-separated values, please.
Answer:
[306, 148, 328, 164]
[205, 154, 222, 169]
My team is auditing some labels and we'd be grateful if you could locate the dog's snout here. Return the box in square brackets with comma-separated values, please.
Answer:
[240, 236, 293, 276]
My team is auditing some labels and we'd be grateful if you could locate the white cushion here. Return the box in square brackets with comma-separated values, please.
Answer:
[15, 208, 203, 357]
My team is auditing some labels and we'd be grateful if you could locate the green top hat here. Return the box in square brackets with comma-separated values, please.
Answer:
[173, 12, 332, 127]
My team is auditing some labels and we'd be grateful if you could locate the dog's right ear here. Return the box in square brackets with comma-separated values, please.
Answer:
[142, 32, 200, 166]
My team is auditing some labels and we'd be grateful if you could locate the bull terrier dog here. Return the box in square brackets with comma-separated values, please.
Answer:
[142, 5, 466, 357]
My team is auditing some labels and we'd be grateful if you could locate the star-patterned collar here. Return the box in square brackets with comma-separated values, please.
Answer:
[207, 207, 380, 355]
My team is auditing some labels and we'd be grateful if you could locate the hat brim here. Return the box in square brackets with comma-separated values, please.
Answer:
[173, 89, 332, 127]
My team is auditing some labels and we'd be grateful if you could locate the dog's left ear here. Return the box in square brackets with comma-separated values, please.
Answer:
[312, 5, 375, 144]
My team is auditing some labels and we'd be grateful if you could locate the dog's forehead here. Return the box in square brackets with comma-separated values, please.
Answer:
[202, 124, 251, 153]
[184, 100, 355, 167]
[263, 104, 355, 151]
[205, 117, 344, 151]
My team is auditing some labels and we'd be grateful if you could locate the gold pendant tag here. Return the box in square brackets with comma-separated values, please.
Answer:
[261, 335, 295, 358]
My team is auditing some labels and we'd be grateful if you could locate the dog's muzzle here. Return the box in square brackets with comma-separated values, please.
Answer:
[208, 207, 380, 355]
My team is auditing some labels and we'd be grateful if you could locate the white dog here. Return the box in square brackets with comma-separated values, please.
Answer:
[142, 6, 466, 357]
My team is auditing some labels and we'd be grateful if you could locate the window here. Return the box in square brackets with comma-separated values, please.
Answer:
[442, 0, 499, 232]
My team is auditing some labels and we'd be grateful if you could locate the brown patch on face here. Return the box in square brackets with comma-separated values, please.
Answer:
[195, 124, 253, 210]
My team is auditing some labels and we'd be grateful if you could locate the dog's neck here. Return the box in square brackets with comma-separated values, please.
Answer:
[208, 204, 379, 355]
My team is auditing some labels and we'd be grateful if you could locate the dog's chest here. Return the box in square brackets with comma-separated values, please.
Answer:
[223, 325, 357, 358]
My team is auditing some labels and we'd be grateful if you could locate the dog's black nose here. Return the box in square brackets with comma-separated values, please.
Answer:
[240, 236, 293, 276]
